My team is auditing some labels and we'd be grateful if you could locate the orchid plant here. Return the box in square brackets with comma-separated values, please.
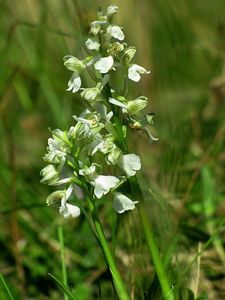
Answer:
[41, 5, 174, 300]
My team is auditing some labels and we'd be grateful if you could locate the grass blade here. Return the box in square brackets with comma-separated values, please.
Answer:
[48, 273, 80, 300]
[0, 273, 15, 300]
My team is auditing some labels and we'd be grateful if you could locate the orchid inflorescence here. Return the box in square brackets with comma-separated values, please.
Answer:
[40, 4, 156, 219]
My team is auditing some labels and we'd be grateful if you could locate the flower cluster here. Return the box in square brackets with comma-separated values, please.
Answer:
[41, 5, 156, 218]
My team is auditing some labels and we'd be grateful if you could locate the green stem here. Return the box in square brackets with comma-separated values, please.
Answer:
[58, 226, 68, 300]
[87, 198, 129, 300]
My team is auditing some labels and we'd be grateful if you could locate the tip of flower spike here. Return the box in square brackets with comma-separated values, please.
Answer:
[107, 5, 118, 19]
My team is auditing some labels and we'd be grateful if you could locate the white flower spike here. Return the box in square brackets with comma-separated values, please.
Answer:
[42, 4, 157, 218]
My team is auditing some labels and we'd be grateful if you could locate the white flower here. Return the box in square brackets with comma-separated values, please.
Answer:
[120, 154, 141, 176]
[60, 186, 80, 218]
[67, 73, 81, 93]
[43, 129, 71, 163]
[47, 138, 67, 157]
[64, 56, 94, 93]
[93, 175, 120, 198]
[47, 185, 80, 218]
[86, 37, 100, 51]
[107, 5, 118, 18]
[113, 193, 138, 213]
[94, 56, 114, 74]
[43, 152, 60, 164]
[128, 64, 150, 82]
[59, 203, 80, 218]
[90, 23, 101, 35]
[107, 25, 124, 41]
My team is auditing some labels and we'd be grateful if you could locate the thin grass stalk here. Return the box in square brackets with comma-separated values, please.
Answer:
[137, 203, 174, 300]
[0, 273, 15, 300]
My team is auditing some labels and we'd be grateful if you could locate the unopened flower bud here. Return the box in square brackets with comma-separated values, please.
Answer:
[40, 165, 59, 185]
[81, 87, 102, 103]
[63, 56, 85, 72]
[127, 96, 148, 114]
[90, 23, 101, 35]
[122, 46, 136, 65]
[107, 147, 122, 165]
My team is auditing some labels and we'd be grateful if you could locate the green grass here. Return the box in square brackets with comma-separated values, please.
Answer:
[0, 0, 225, 299]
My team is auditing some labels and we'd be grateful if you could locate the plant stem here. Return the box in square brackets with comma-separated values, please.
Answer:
[58, 226, 68, 300]
[87, 198, 130, 300]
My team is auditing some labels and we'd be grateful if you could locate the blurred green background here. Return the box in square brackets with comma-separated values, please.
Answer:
[0, 0, 225, 299]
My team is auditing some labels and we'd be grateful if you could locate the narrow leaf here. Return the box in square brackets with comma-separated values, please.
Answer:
[48, 273, 80, 300]
[0, 273, 15, 300]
